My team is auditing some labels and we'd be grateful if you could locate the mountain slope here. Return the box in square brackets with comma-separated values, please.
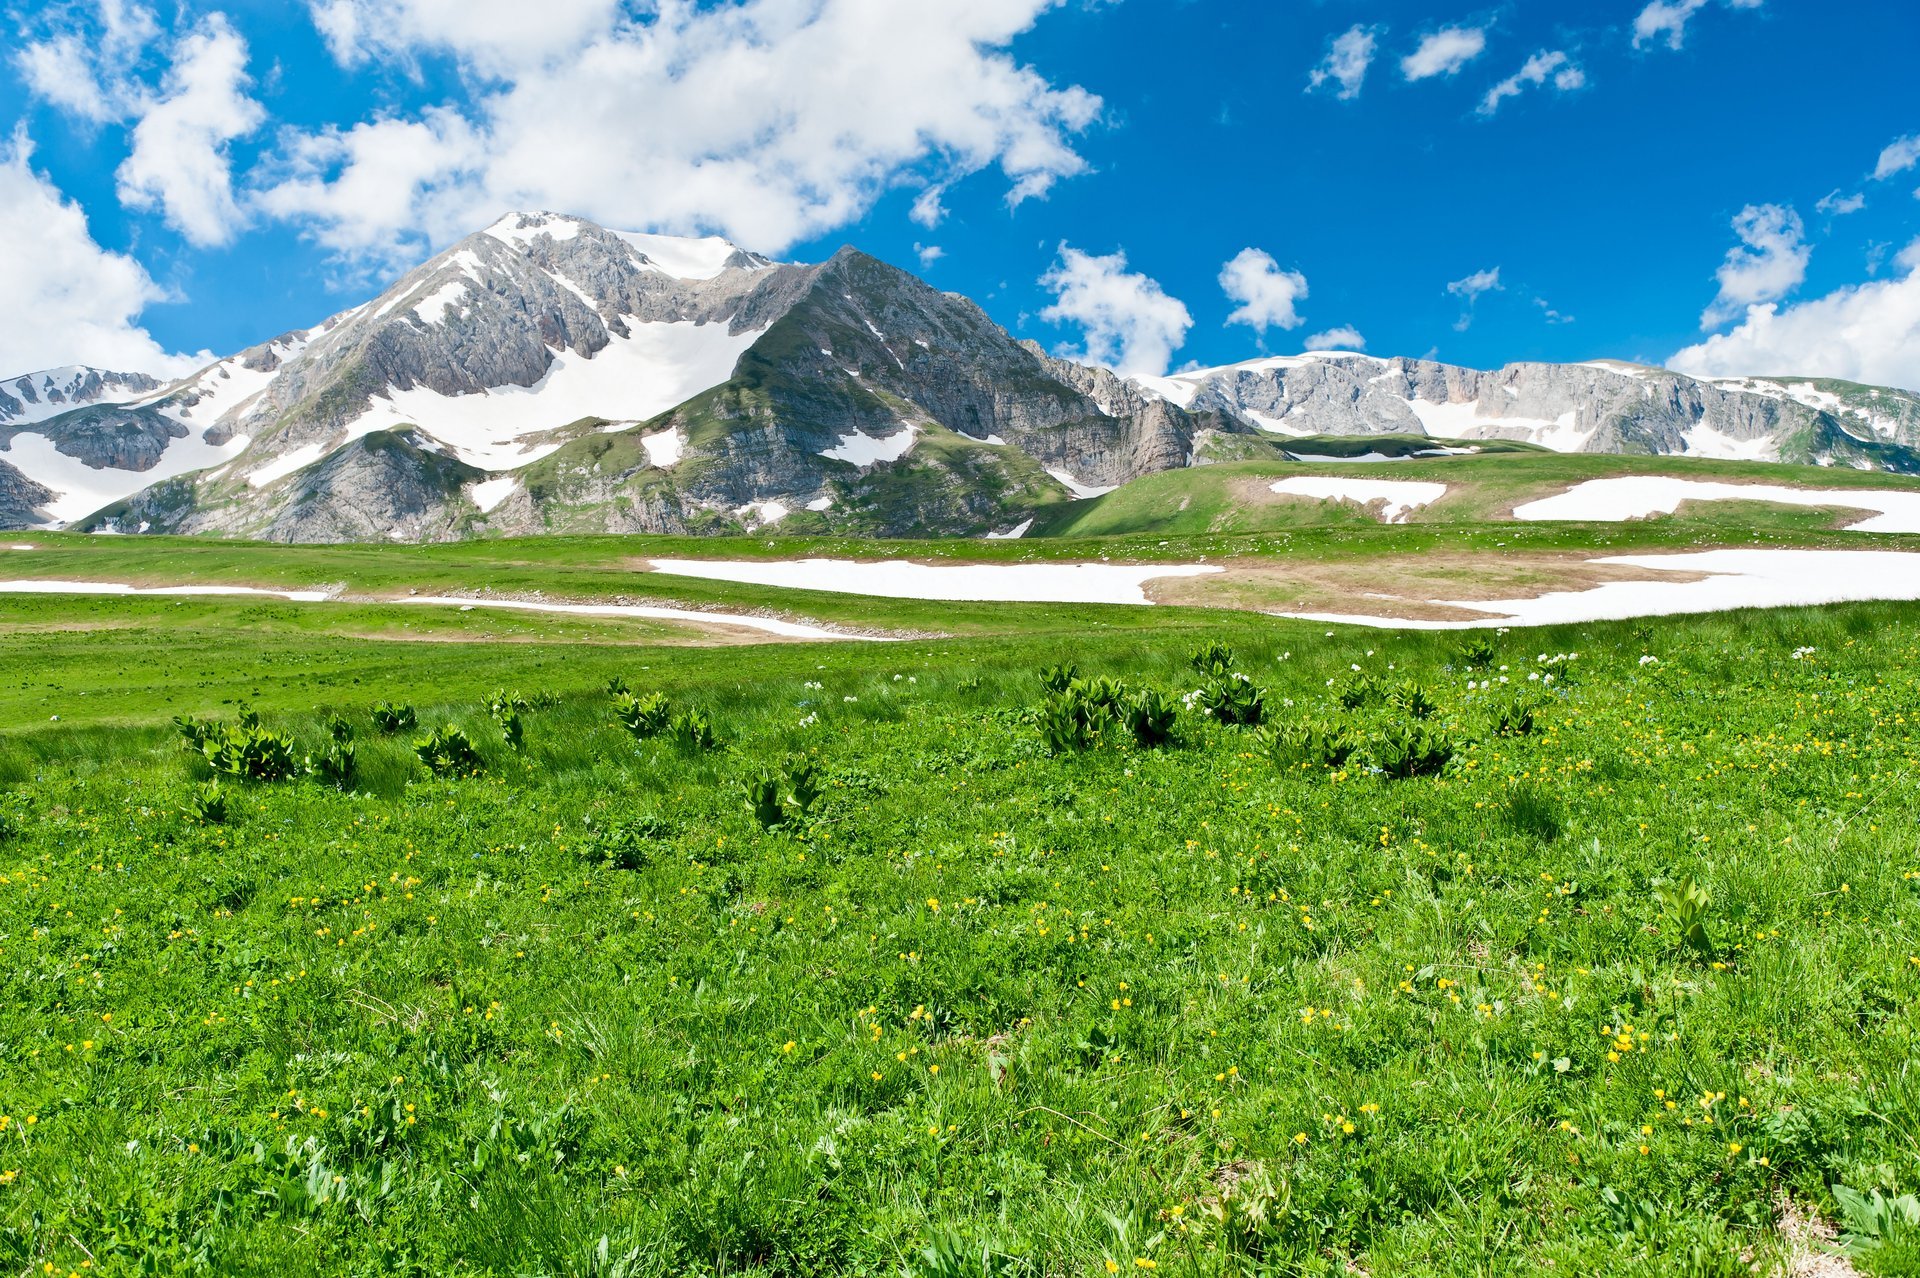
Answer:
[7, 214, 1920, 540]
[1139, 353, 1920, 471]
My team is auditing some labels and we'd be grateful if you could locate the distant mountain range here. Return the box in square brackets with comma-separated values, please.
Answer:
[4, 210, 1918, 539]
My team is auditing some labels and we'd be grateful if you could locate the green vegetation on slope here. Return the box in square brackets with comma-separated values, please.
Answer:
[2, 596, 1919, 1274]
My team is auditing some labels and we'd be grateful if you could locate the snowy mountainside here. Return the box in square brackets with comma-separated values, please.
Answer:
[6, 213, 1920, 540]
[1135, 353, 1920, 470]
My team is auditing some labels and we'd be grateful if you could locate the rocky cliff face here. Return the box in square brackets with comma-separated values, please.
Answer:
[10, 213, 1920, 538]
[1140, 354, 1920, 469]
[0, 368, 160, 427]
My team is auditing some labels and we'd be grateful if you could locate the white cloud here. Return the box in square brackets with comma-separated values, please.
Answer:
[1478, 50, 1584, 116]
[1447, 267, 1502, 300]
[914, 242, 944, 268]
[1401, 27, 1486, 81]
[1817, 189, 1866, 216]
[1669, 238, 1920, 391]
[1039, 244, 1192, 378]
[1219, 248, 1309, 334]
[270, 0, 1102, 262]
[1874, 135, 1920, 182]
[114, 14, 265, 248]
[910, 186, 949, 229]
[1632, 0, 1763, 52]
[307, 0, 627, 75]
[1307, 25, 1378, 101]
[1701, 202, 1808, 329]
[1447, 267, 1502, 331]
[251, 109, 486, 266]
[0, 130, 202, 378]
[11, 0, 159, 123]
[1535, 297, 1574, 324]
[1304, 326, 1365, 352]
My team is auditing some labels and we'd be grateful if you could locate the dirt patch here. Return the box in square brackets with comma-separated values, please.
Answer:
[1775, 1194, 1860, 1277]
[1144, 549, 1712, 621]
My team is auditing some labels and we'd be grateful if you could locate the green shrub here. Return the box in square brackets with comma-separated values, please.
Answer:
[786, 758, 824, 815]
[1488, 696, 1541, 737]
[666, 709, 718, 752]
[173, 715, 217, 750]
[1334, 671, 1387, 711]
[1653, 875, 1717, 961]
[414, 725, 483, 777]
[1364, 720, 1456, 779]
[582, 812, 672, 870]
[183, 781, 229, 826]
[1189, 641, 1234, 678]
[372, 702, 417, 734]
[326, 715, 355, 744]
[1263, 720, 1359, 769]
[308, 740, 356, 791]
[1197, 675, 1264, 727]
[1121, 689, 1178, 748]
[1457, 635, 1497, 669]
[1038, 689, 1103, 754]
[614, 692, 672, 740]
[605, 675, 630, 697]
[1039, 663, 1078, 694]
[1390, 680, 1439, 720]
[744, 770, 786, 829]
[203, 723, 302, 782]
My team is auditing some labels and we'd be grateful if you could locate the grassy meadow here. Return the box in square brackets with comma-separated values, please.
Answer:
[2, 573, 1919, 1275]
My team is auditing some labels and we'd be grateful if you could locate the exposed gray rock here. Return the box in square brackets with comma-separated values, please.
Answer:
[0, 367, 160, 426]
[0, 460, 53, 529]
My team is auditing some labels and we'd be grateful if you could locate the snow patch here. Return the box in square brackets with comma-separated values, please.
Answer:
[341, 319, 760, 470]
[486, 213, 585, 247]
[1290, 550, 1920, 630]
[649, 558, 1223, 605]
[614, 230, 758, 280]
[985, 519, 1033, 540]
[402, 595, 877, 641]
[1046, 468, 1118, 500]
[3, 429, 251, 523]
[821, 424, 918, 467]
[0, 580, 331, 602]
[470, 477, 519, 513]
[1514, 476, 1920, 533]
[412, 280, 469, 325]
[246, 442, 328, 489]
[736, 500, 789, 527]
[641, 427, 686, 469]
[1269, 477, 1447, 523]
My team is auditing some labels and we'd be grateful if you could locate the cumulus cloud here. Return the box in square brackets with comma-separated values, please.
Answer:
[1039, 244, 1192, 378]
[307, 0, 625, 74]
[1478, 50, 1585, 116]
[0, 130, 202, 377]
[11, 0, 158, 123]
[1304, 326, 1366, 352]
[1219, 248, 1309, 334]
[268, 0, 1103, 263]
[1669, 238, 1920, 391]
[1701, 203, 1808, 329]
[1875, 134, 1920, 182]
[1307, 25, 1378, 100]
[115, 14, 265, 247]
[1632, 0, 1764, 52]
[1401, 27, 1486, 81]
[914, 242, 944, 268]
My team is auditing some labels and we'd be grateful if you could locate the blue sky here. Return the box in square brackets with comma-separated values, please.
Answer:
[3, 0, 1918, 388]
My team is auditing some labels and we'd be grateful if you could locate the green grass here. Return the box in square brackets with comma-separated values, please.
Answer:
[3, 588, 1920, 1275]
[1028, 446, 1920, 539]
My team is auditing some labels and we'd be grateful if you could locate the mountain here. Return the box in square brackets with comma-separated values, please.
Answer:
[4, 212, 1919, 539]
[1137, 354, 1920, 471]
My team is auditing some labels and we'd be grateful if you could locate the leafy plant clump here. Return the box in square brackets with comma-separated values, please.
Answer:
[414, 725, 484, 778]
[371, 702, 417, 735]
[615, 691, 673, 740]
[182, 781, 229, 826]
[1189, 641, 1235, 678]
[203, 722, 302, 783]
[1194, 673, 1265, 727]
[666, 709, 719, 752]
[1365, 719, 1458, 779]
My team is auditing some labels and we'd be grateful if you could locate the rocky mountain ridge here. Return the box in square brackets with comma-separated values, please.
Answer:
[4, 212, 1918, 540]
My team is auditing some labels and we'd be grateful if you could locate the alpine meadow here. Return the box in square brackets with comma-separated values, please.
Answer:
[5, 0, 1920, 1274]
